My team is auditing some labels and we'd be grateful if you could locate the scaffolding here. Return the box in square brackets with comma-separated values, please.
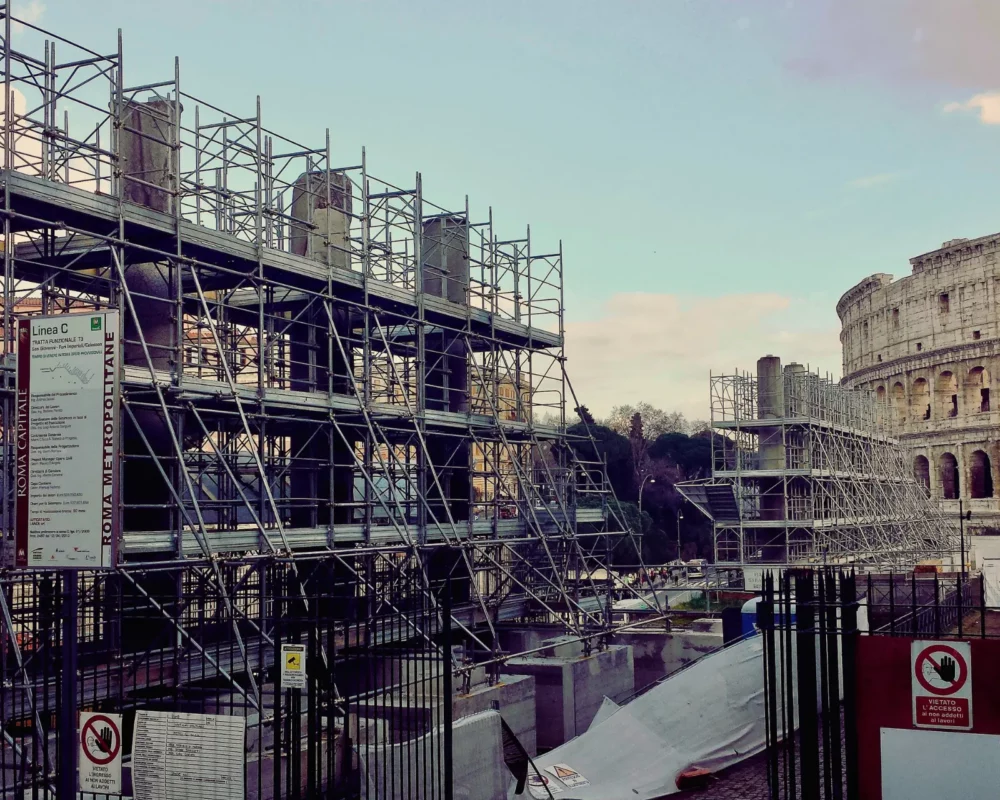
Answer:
[0, 8, 652, 796]
[679, 356, 957, 570]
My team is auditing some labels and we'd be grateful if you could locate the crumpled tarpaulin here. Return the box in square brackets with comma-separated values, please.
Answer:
[512, 636, 773, 799]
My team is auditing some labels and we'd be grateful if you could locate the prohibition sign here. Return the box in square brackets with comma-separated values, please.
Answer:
[915, 644, 968, 696]
[80, 714, 121, 765]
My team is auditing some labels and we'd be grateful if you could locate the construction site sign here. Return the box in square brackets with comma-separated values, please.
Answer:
[281, 643, 307, 689]
[132, 710, 245, 800]
[14, 311, 120, 569]
[912, 640, 972, 730]
[527, 772, 563, 798]
[79, 711, 123, 794]
[546, 764, 590, 788]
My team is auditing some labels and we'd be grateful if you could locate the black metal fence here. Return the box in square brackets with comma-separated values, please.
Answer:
[758, 568, 994, 800]
[759, 570, 859, 800]
[863, 571, 985, 638]
[0, 554, 455, 800]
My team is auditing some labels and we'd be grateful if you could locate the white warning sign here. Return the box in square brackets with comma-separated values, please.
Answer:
[546, 763, 590, 788]
[527, 772, 563, 798]
[912, 640, 973, 730]
[281, 643, 307, 689]
[79, 711, 123, 794]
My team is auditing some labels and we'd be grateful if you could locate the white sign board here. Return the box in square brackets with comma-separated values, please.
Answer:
[15, 311, 120, 568]
[131, 711, 245, 800]
[78, 711, 123, 794]
[912, 640, 973, 730]
[281, 643, 307, 689]
[527, 772, 563, 798]
[743, 567, 765, 592]
[881, 728, 1000, 800]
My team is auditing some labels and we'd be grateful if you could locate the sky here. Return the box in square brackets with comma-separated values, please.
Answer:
[17, 0, 1000, 421]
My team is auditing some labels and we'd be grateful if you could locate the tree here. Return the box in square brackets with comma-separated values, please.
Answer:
[604, 402, 688, 438]
[575, 405, 596, 426]
[566, 422, 635, 501]
[648, 432, 712, 479]
[629, 411, 649, 484]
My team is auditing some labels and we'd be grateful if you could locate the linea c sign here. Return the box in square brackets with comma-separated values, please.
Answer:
[911, 640, 972, 730]
[15, 311, 120, 569]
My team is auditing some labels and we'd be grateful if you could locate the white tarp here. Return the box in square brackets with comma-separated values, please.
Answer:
[513, 636, 774, 799]
[588, 697, 620, 731]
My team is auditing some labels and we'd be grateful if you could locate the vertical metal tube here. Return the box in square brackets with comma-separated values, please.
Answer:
[824, 572, 843, 800]
[442, 575, 453, 800]
[782, 570, 796, 795]
[58, 571, 78, 800]
[839, 573, 859, 800]
[760, 573, 780, 800]
[796, 571, 819, 800]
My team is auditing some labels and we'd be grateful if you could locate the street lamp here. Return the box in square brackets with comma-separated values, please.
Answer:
[638, 475, 656, 515]
[676, 508, 684, 563]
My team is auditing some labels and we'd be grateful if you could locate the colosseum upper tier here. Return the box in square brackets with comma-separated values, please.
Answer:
[838, 233, 1000, 533]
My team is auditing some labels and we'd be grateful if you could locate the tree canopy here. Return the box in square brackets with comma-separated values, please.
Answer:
[567, 402, 715, 566]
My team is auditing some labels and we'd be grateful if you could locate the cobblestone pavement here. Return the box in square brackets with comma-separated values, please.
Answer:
[677, 751, 771, 800]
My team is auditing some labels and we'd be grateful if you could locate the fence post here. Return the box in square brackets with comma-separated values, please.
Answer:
[759, 572, 780, 800]
[839, 572, 860, 800]
[795, 570, 820, 800]
[58, 570, 78, 800]
[442, 576, 454, 800]
[824, 571, 843, 800]
[782, 570, 797, 797]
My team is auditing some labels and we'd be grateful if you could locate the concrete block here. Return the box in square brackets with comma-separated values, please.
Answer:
[360, 710, 507, 800]
[615, 629, 723, 694]
[501, 644, 634, 751]
[454, 673, 537, 756]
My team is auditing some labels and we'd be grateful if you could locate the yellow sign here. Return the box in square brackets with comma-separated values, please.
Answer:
[280, 643, 307, 689]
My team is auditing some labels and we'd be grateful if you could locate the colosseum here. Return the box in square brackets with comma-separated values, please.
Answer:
[838, 233, 1000, 534]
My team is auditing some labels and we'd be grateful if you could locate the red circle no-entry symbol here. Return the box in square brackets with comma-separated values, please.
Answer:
[80, 714, 121, 765]
[915, 643, 968, 696]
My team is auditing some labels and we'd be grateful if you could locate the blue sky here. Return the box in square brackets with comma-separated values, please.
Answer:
[21, 0, 1000, 419]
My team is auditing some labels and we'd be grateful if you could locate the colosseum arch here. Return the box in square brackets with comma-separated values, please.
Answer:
[876, 385, 886, 404]
[964, 366, 991, 414]
[935, 371, 958, 418]
[940, 452, 960, 499]
[911, 378, 930, 420]
[891, 382, 906, 424]
[971, 450, 994, 499]
[913, 455, 931, 497]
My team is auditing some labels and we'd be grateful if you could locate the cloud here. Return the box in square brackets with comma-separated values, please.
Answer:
[786, 0, 1000, 89]
[943, 92, 1000, 125]
[11, 0, 45, 32]
[564, 292, 842, 421]
[848, 172, 902, 190]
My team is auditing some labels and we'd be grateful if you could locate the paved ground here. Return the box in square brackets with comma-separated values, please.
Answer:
[676, 750, 770, 800]
[677, 711, 847, 800]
